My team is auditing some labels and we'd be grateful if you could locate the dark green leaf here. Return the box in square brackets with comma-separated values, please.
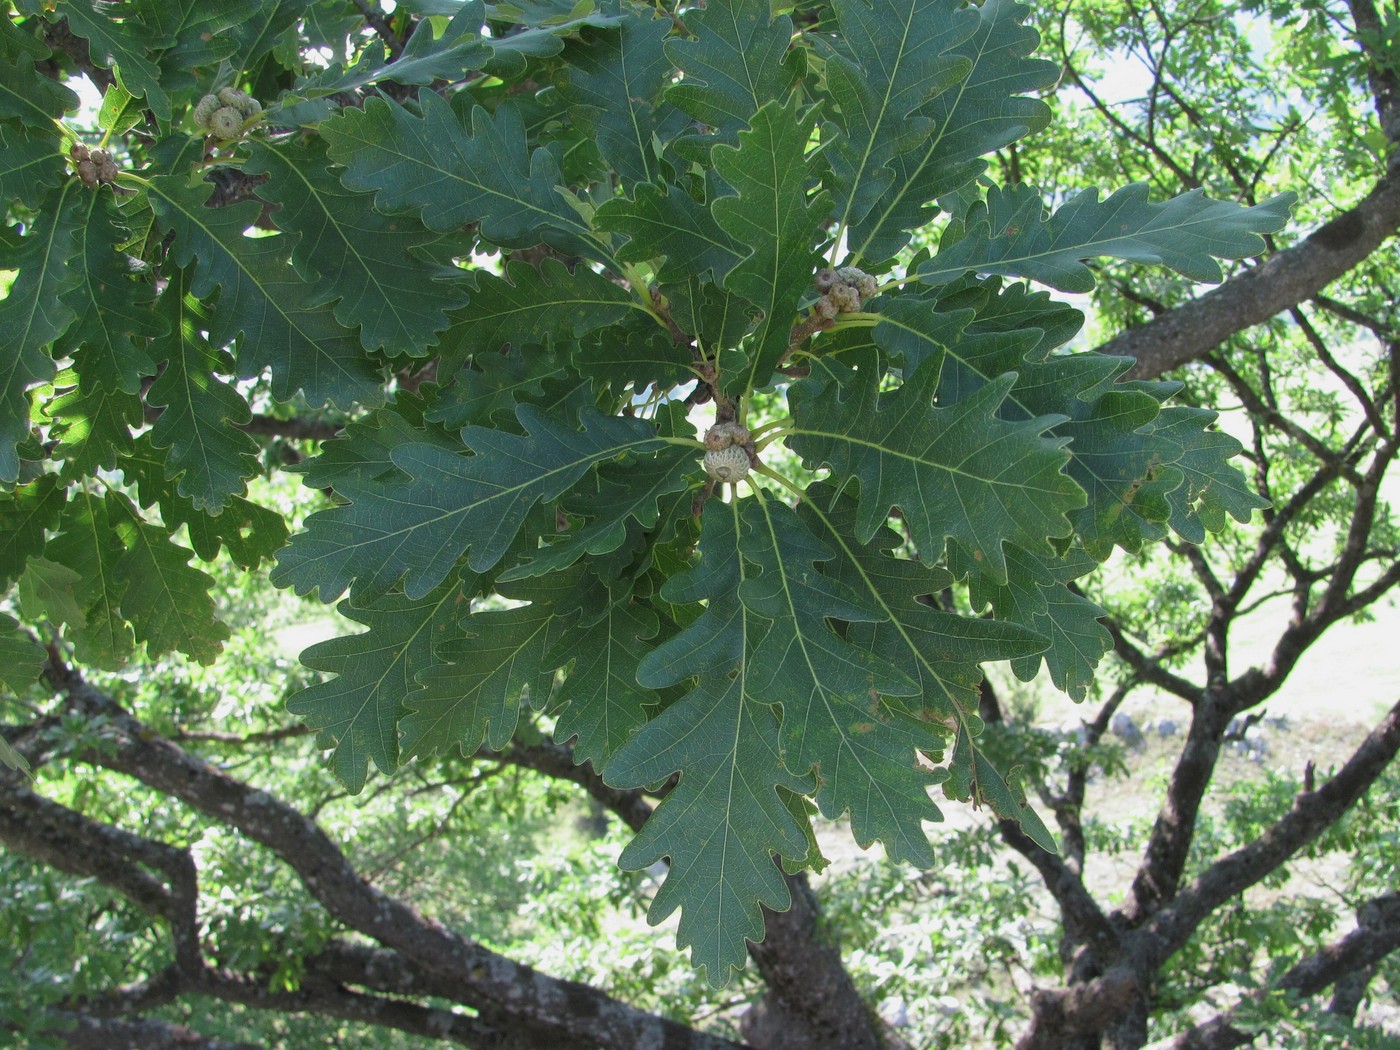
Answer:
[663, 0, 796, 138]
[46, 368, 142, 477]
[710, 97, 829, 393]
[595, 179, 742, 285]
[0, 183, 85, 483]
[555, 15, 678, 186]
[120, 438, 288, 569]
[796, 484, 1048, 719]
[290, 2, 491, 99]
[246, 138, 470, 357]
[790, 349, 1084, 583]
[57, 191, 163, 394]
[133, 0, 263, 72]
[877, 294, 1192, 554]
[223, 0, 307, 71]
[737, 496, 949, 864]
[848, 0, 1056, 263]
[321, 94, 595, 251]
[947, 726, 1056, 853]
[18, 556, 88, 629]
[611, 667, 810, 985]
[0, 475, 64, 589]
[0, 123, 66, 208]
[1154, 406, 1268, 542]
[0, 40, 80, 127]
[145, 269, 260, 514]
[146, 174, 385, 410]
[824, 0, 978, 231]
[0, 613, 44, 700]
[289, 406, 442, 491]
[425, 346, 570, 432]
[44, 491, 133, 668]
[111, 498, 229, 664]
[608, 501, 812, 985]
[401, 569, 581, 759]
[56, 0, 173, 121]
[273, 404, 669, 601]
[502, 441, 697, 580]
[547, 582, 660, 770]
[290, 573, 470, 793]
[572, 316, 697, 392]
[435, 258, 638, 374]
[918, 182, 1297, 293]
[961, 542, 1109, 702]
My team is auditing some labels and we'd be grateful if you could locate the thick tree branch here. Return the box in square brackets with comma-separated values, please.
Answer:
[1349, 0, 1400, 142]
[1142, 697, 1400, 962]
[498, 738, 657, 832]
[998, 816, 1121, 963]
[743, 873, 908, 1050]
[49, 673, 744, 1050]
[1121, 695, 1230, 923]
[1022, 804, 1400, 1050]
[178, 966, 516, 1049]
[46, 964, 520, 1050]
[1233, 441, 1400, 706]
[1142, 893, 1400, 1049]
[170, 723, 315, 746]
[0, 773, 200, 970]
[0, 762, 590, 1048]
[1015, 969, 1146, 1050]
[1108, 168, 1400, 379]
[307, 938, 596, 1048]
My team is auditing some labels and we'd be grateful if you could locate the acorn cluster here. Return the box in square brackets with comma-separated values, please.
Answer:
[702, 421, 753, 483]
[811, 266, 879, 319]
[70, 143, 119, 187]
[194, 86, 262, 140]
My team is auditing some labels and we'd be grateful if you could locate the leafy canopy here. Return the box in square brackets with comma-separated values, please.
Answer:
[0, 0, 1286, 985]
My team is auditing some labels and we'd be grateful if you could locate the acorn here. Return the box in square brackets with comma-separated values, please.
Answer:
[703, 421, 751, 451]
[92, 150, 118, 183]
[218, 86, 261, 117]
[829, 284, 861, 314]
[208, 106, 244, 140]
[704, 445, 751, 483]
[194, 93, 220, 128]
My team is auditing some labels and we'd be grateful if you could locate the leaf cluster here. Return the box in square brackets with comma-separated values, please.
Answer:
[0, 0, 1290, 982]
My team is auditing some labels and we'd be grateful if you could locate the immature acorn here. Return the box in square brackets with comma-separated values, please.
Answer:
[193, 93, 220, 128]
[218, 86, 261, 117]
[829, 284, 861, 314]
[809, 264, 878, 321]
[703, 421, 752, 452]
[702, 422, 754, 483]
[207, 106, 245, 140]
[75, 148, 119, 186]
[704, 444, 751, 483]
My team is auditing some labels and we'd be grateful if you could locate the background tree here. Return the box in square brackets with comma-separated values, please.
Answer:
[0, 1, 1396, 1049]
